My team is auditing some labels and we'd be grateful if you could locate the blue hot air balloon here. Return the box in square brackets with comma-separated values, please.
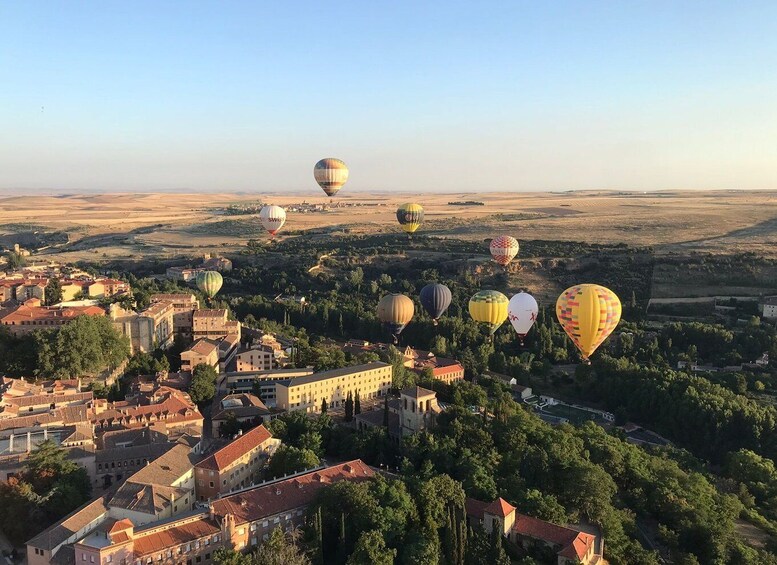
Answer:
[419, 283, 452, 325]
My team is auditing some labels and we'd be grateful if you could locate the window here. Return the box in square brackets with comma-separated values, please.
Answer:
[205, 554, 210, 561]
[262, 520, 268, 527]
[91, 556, 95, 563]
[107, 557, 113, 564]
[238, 528, 244, 535]
[209, 481, 214, 488]
[195, 558, 201, 564]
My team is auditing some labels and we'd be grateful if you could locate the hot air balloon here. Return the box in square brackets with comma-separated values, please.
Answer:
[508, 292, 539, 345]
[419, 283, 451, 325]
[196, 270, 223, 299]
[259, 205, 286, 237]
[314, 158, 349, 198]
[396, 203, 424, 235]
[556, 284, 621, 363]
[490, 236, 519, 267]
[469, 290, 509, 338]
[377, 293, 414, 344]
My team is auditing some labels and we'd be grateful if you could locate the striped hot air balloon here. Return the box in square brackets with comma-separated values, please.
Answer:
[469, 290, 509, 337]
[314, 158, 349, 197]
[259, 205, 286, 237]
[396, 203, 424, 234]
[556, 284, 621, 363]
[490, 236, 519, 267]
[377, 293, 414, 344]
[196, 270, 223, 299]
[419, 283, 451, 325]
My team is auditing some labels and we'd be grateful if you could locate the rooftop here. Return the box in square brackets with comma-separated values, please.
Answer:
[276, 362, 390, 387]
[195, 425, 273, 472]
[210, 460, 374, 525]
[400, 385, 436, 399]
[27, 495, 110, 550]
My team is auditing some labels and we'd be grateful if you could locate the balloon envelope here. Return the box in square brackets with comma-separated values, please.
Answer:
[490, 236, 519, 266]
[196, 270, 223, 299]
[377, 293, 415, 342]
[469, 290, 509, 335]
[396, 203, 424, 234]
[556, 284, 621, 361]
[508, 292, 539, 341]
[259, 205, 286, 236]
[419, 283, 452, 323]
[314, 158, 349, 197]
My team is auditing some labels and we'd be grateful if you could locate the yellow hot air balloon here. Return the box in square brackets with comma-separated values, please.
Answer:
[468, 290, 509, 337]
[556, 284, 621, 363]
[314, 158, 349, 198]
[396, 203, 424, 234]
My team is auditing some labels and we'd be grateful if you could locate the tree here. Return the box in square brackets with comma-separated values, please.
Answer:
[345, 391, 354, 422]
[5, 251, 26, 271]
[44, 278, 63, 306]
[354, 391, 361, 415]
[213, 548, 250, 565]
[189, 363, 218, 404]
[321, 398, 328, 413]
[346, 530, 395, 565]
[252, 527, 311, 565]
[383, 397, 389, 428]
[267, 446, 319, 478]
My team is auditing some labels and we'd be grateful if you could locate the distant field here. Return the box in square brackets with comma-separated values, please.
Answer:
[2, 190, 777, 276]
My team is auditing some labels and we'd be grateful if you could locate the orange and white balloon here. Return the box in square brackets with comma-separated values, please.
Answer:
[259, 205, 286, 236]
[490, 236, 519, 266]
[314, 158, 349, 197]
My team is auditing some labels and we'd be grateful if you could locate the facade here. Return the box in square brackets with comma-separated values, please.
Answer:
[194, 425, 280, 501]
[235, 348, 274, 372]
[466, 497, 605, 565]
[399, 386, 441, 436]
[0, 304, 105, 336]
[150, 293, 199, 336]
[274, 362, 392, 413]
[110, 302, 175, 354]
[192, 310, 241, 341]
[181, 340, 220, 373]
[762, 297, 777, 320]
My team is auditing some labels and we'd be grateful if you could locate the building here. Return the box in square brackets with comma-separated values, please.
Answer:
[165, 266, 206, 282]
[398, 386, 441, 436]
[483, 371, 533, 400]
[0, 390, 93, 418]
[192, 309, 241, 341]
[762, 297, 777, 320]
[181, 340, 220, 373]
[466, 497, 605, 565]
[109, 301, 175, 354]
[150, 293, 199, 336]
[274, 362, 392, 413]
[194, 424, 280, 501]
[0, 303, 105, 336]
[202, 256, 232, 272]
[235, 347, 274, 372]
[411, 353, 465, 385]
[211, 394, 279, 437]
[107, 442, 198, 525]
[222, 368, 315, 407]
[27, 460, 373, 565]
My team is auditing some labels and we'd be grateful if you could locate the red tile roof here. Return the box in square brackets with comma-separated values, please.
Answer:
[514, 514, 595, 561]
[108, 519, 134, 534]
[210, 460, 374, 525]
[195, 425, 273, 472]
[484, 497, 516, 518]
[133, 518, 220, 557]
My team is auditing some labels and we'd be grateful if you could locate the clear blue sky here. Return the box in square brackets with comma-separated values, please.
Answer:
[2, 1, 776, 192]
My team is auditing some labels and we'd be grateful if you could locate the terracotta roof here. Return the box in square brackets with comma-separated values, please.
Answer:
[109, 482, 189, 515]
[184, 339, 219, 356]
[3, 391, 92, 408]
[196, 424, 273, 472]
[401, 385, 436, 399]
[1, 304, 105, 323]
[193, 309, 227, 318]
[133, 518, 219, 558]
[465, 498, 489, 521]
[513, 514, 595, 561]
[211, 460, 374, 525]
[124, 443, 197, 487]
[484, 497, 515, 518]
[108, 519, 134, 534]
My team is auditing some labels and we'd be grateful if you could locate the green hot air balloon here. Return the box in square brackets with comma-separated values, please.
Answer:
[196, 270, 223, 299]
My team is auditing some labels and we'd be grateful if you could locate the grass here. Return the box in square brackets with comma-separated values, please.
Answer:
[541, 403, 605, 425]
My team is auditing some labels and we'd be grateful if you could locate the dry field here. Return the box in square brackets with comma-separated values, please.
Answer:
[1, 190, 777, 263]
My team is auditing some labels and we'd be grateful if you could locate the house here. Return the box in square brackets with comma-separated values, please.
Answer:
[202, 256, 232, 272]
[150, 293, 199, 337]
[192, 309, 241, 342]
[181, 339, 220, 373]
[466, 497, 606, 564]
[210, 394, 279, 437]
[194, 424, 280, 500]
[355, 386, 442, 439]
[761, 297, 777, 320]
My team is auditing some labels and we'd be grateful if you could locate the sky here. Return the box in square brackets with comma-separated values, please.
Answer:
[1, 1, 777, 193]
